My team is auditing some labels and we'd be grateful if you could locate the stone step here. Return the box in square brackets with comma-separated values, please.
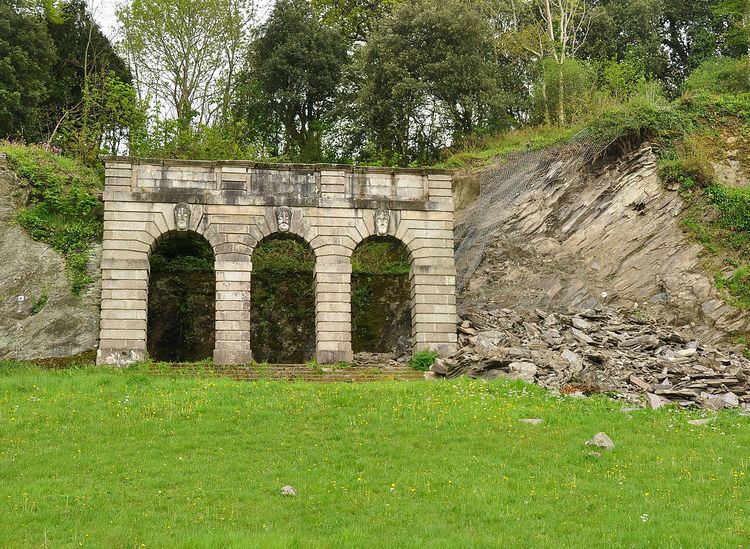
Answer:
[145, 363, 424, 383]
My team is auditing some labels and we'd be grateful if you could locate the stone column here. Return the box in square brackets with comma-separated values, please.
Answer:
[97, 238, 150, 366]
[314, 247, 354, 364]
[214, 255, 253, 365]
[410, 260, 458, 356]
[408, 173, 458, 356]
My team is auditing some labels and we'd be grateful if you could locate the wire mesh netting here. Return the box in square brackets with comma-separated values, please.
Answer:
[454, 132, 610, 293]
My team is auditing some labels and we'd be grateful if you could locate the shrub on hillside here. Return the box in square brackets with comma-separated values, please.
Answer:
[0, 142, 102, 294]
[685, 57, 750, 95]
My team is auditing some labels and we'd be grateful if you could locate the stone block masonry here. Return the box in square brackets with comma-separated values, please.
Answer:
[97, 158, 457, 366]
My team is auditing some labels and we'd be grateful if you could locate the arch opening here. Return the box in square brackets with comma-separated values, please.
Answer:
[147, 232, 215, 362]
[250, 234, 316, 363]
[351, 236, 412, 355]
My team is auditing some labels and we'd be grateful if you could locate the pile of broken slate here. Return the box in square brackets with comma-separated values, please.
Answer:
[429, 307, 750, 411]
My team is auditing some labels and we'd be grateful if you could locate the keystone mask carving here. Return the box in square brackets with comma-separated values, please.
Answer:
[276, 206, 292, 233]
[374, 207, 390, 236]
[174, 203, 191, 231]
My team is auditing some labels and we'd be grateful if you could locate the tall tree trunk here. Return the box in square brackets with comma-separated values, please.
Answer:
[542, 78, 550, 125]
[557, 63, 565, 127]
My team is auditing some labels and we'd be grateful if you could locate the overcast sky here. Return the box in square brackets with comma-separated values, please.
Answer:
[90, 0, 275, 41]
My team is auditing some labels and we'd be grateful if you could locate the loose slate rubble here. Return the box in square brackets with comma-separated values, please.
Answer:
[433, 307, 750, 410]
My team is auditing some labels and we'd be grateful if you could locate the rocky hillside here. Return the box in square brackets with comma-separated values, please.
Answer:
[0, 155, 100, 361]
[454, 142, 750, 346]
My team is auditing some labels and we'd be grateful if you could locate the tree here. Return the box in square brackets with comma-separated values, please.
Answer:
[312, 0, 400, 43]
[356, 0, 510, 164]
[0, 0, 55, 141]
[716, 0, 750, 56]
[511, 0, 593, 126]
[584, 0, 736, 92]
[118, 0, 252, 133]
[235, 0, 348, 162]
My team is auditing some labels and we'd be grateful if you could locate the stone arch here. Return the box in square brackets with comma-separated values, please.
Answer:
[249, 231, 316, 363]
[140, 203, 223, 257]
[146, 227, 216, 362]
[349, 208, 425, 356]
[97, 158, 457, 366]
[350, 208, 418, 263]
[351, 234, 413, 354]
[248, 206, 318, 256]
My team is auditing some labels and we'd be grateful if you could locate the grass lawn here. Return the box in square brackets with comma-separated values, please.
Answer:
[0, 365, 748, 548]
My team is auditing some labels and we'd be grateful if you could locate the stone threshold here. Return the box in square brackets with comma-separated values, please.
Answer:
[140, 363, 425, 383]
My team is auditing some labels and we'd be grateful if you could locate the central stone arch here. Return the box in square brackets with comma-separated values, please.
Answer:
[147, 228, 216, 362]
[97, 160, 458, 366]
[250, 231, 316, 363]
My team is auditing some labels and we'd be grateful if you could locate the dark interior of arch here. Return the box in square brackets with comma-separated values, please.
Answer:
[147, 233, 215, 363]
[250, 234, 315, 363]
[351, 236, 411, 354]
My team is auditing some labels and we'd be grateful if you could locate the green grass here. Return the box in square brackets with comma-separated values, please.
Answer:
[434, 125, 579, 169]
[0, 366, 748, 547]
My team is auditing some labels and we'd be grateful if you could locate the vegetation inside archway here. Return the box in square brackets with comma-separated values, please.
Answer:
[250, 235, 315, 363]
[147, 234, 215, 362]
[351, 237, 411, 354]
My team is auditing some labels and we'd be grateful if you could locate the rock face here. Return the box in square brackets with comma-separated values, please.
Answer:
[455, 143, 750, 344]
[0, 160, 100, 360]
[434, 306, 750, 410]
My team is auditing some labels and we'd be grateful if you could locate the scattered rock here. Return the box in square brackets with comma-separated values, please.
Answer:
[688, 418, 713, 426]
[519, 418, 544, 425]
[435, 307, 750, 408]
[646, 393, 669, 409]
[280, 485, 297, 497]
[703, 395, 726, 411]
[722, 392, 740, 408]
[508, 362, 537, 383]
[430, 358, 450, 376]
[585, 432, 615, 450]
[571, 327, 594, 345]
[630, 375, 652, 392]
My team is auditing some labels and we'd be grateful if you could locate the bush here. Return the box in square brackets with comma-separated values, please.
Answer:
[659, 137, 716, 190]
[705, 185, 750, 232]
[585, 89, 686, 145]
[352, 238, 410, 275]
[1, 142, 103, 294]
[717, 266, 750, 308]
[409, 350, 438, 372]
[685, 57, 750, 95]
[532, 58, 596, 126]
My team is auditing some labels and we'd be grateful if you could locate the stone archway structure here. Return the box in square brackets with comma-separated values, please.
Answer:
[97, 157, 457, 366]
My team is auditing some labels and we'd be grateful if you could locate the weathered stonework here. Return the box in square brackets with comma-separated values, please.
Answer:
[97, 158, 457, 366]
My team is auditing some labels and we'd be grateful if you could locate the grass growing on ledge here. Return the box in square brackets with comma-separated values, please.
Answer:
[434, 125, 579, 169]
[0, 366, 748, 547]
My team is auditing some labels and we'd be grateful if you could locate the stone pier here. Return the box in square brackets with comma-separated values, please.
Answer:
[97, 158, 457, 365]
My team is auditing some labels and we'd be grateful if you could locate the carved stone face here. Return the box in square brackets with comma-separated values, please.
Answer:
[174, 203, 190, 231]
[374, 208, 390, 236]
[276, 206, 292, 233]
